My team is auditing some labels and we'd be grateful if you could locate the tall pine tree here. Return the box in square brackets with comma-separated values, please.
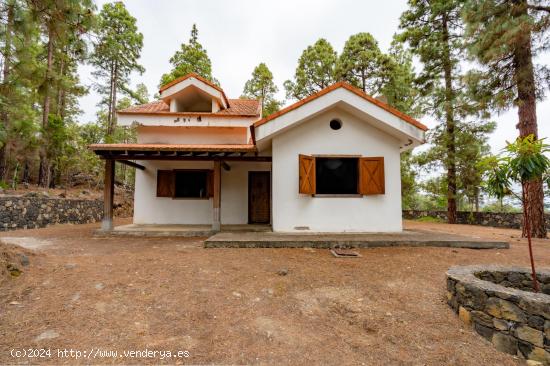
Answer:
[160, 24, 216, 87]
[463, 0, 550, 237]
[241, 63, 280, 117]
[398, 0, 465, 224]
[28, 0, 95, 187]
[91, 1, 144, 139]
[284, 38, 337, 100]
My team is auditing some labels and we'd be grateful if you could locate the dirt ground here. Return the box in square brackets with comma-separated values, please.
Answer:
[0, 220, 549, 365]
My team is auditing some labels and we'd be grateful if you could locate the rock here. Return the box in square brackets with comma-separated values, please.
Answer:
[519, 340, 534, 358]
[528, 347, 550, 365]
[276, 268, 288, 276]
[459, 306, 471, 325]
[474, 323, 494, 341]
[545, 321, 550, 338]
[232, 291, 242, 298]
[526, 360, 543, 366]
[528, 315, 546, 330]
[519, 298, 550, 320]
[516, 325, 544, 347]
[18, 254, 30, 267]
[485, 297, 526, 322]
[35, 330, 59, 341]
[7, 263, 21, 277]
[65, 263, 77, 269]
[94, 283, 104, 290]
[471, 310, 493, 328]
[41, 191, 49, 197]
[58, 192, 66, 198]
[493, 318, 510, 331]
[492, 332, 518, 355]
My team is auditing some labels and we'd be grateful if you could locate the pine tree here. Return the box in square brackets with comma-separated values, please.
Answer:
[0, 0, 41, 184]
[91, 1, 144, 139]
[398, 0, 465, 224]
[337, 33, 387, 94]
[160, 24, 216, 87]
[241, 63, 280, 117]
[28, 0, 95, 187]
[284, 39, 337, 100]
[463, 0, 550, 238]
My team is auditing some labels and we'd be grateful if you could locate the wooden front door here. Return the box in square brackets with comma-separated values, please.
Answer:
[248, 171, 271, 224]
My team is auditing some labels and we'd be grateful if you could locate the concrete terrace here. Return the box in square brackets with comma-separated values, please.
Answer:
[97, 224, 509, 249]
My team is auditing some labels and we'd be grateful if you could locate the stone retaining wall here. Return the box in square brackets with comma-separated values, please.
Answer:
[447, 265, 550, 365]
[0, 195, 103, 231]
[403, 210, 550, 230]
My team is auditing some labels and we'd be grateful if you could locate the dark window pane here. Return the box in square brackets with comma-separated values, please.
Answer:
[174, 171, 208, 198]
[315, 158, 358, 194]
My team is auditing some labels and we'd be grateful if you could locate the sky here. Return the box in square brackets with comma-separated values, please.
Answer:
[78, 0, 550, 153]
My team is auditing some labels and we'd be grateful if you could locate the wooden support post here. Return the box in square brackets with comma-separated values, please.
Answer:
[212, 160, 221, 232]
[101, 159, 115, 231]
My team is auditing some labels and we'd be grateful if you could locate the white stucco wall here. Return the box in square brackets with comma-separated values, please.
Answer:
[136, 126, 248, 144]
[133, 160, 271, 225]
[271, 108, 403, 233]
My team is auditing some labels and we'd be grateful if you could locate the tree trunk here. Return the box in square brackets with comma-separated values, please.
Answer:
[513, 1, 547, 238]
[106, 61, 115, 136]
[0, 1, 14, 182]
[441, 14, 457, 224]
[112, 61, 118, 132]
[38, 25, 55, 188]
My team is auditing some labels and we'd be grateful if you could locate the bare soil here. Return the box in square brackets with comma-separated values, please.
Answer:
[1, 219, 549, 365]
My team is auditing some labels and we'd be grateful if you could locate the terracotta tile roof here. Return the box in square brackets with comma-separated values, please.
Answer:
[118, 99, 260, 117]
[253, 81, 428, 132]
[89, 143, 257, 153]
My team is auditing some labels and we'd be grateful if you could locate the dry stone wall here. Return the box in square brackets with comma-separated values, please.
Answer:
[447, 265, 550, 365]
[0, 194, 103, 231]
[403, 210, 550, 230]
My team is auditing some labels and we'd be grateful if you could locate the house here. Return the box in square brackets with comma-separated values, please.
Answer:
[90, 72, 427, 233]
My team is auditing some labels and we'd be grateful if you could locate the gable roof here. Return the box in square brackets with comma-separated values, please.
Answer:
[254, 81, 427, 131]
[118, 98, 260, 117]
[158, 72, 230, 107]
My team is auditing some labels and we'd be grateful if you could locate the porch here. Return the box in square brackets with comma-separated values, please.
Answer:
[98, 223, 272, 237]
[89, 143, 272, 232]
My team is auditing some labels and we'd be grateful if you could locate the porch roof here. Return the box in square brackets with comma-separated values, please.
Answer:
[89, 143, 263, 160]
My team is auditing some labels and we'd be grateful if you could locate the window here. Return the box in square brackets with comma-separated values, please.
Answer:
[175, 170, 208, 198]
[157, 169, 212, 199]
[299, 155, 385, 196]
[315, 157, 358, 194]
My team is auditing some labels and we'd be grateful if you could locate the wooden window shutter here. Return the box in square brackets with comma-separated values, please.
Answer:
[298, 154, 316, 194]
[156, 170, 174, 197]
[358, 157, 385, 195]
[206, 170, 214, 198]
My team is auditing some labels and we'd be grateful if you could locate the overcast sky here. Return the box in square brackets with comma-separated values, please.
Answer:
[78, 0, 549, 152]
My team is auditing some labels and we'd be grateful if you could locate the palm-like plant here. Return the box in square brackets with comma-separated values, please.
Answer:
[482, 135, 550, 292]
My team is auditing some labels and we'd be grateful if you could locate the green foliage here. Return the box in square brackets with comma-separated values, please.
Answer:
[462, 0, 550, 111]
[160, 24, 216, 87]
[284, 39, 337, 100]
[241, 63, 281, 117]
[483, 136, 550, 200]
[337, 32, 384, 93]
[91, 1, 144, 135]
